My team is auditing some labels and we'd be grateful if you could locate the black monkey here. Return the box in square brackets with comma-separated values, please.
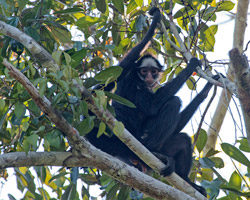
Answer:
[86, 7, 217, 196]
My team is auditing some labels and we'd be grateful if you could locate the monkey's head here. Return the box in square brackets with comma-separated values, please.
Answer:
[136, 54, 163, 89]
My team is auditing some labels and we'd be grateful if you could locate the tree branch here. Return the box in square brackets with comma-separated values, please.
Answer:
[0, 151, 195, 200]
[229, 48, 250, 146]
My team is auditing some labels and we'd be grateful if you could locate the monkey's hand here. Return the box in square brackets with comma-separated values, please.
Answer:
[149, 7, 160, 15]
[189, 57, 202, 73]
[153, 152, 175, 176]
[149, 7, 161, 21]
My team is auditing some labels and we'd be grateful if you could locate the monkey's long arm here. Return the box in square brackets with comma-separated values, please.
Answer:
[137, 58, 201, 116]
[119, 7, 161, 70]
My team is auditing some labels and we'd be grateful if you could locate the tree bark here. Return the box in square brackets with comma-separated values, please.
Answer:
[229, 48, 250, 146]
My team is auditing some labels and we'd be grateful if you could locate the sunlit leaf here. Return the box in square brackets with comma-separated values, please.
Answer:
[229, 171, 241, 190]
[112, 0, 124, 14]
[209, 157, 224, 169]
[113, 121, 124, 137]
[221, 143, 250, 167]
[216, 1, 235, 12]
[97, 122, 106, 138]
[238, 138, 250, 152]
[105, 91, 136, 108]
[186, 76, 196, 90]
[195, 129, 207, 153]
[135, 0, 143, 7]
[127, 0, 137, 14]
[49, 26, 72, 43]
[94, 66, 122, 84]
[76, 16, 101, 28]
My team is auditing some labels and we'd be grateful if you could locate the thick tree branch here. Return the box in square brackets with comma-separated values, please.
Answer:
[0, 152, 195, 200]
[229, 48, 250, 146]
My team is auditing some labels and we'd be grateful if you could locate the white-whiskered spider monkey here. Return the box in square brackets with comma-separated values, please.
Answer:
[86, 7, 219, 197]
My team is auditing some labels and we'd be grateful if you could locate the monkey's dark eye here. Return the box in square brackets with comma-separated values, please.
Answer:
[151, 69, 158, 75]
[140, 68, 148, 75]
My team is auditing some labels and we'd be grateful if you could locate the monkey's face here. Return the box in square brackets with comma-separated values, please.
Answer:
[139, 67, 162, 88]
[137, 57, 163, 89]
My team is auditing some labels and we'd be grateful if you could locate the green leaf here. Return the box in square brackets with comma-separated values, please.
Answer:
[107, 184, 120, 200]
[0, 99, 6, 108]
[62, 183, 76, 200]
[135, 14, 147, 31]
[49, 26, 72, 43]
[238, 138, 250, 152]
[58, 80, 69, 92]
[105, 91, 136, 108]
[26, 134, 39, 148]
[24, 27, 40, 42]
[49, 172, 68, 183]
[205, 148, 220, 157]
[52, 50, 63, 65]
[216, 1, 235, 12]
[210, 157, 224, 169]
[54, 7, 83, 14]
[94, 66, 123, 84]
[127, 0, 137, 14]
[28, 100, 41, 117]
[78, 116, 95, 136]
[95, 0, 106, 13]
[113, 121, 124, 137]
[135, 0, 143, 7]
[173, 7, 192, 19]
[221, 143, 250, 167]
[117, 185, 130, 200]
[71, 48, 87, 68]
[39, 78, 47, 96]
[186, 76, 196, 90]
[210, 25, 218, 35]
[14, 102, 25, 119]
[97, 122, 106, 138]
[112, 0, 124, 14]
[220, 185, 248, 198]
[76, 16, 101, 28]
[45, 130, 62, 149]
[80, 100, 89, 116]
[199, 157, 215, 168]
[196, 129, 207, 153]
[229, 171, 241, 190]
[63, 52, 71, 66]
[199, 26, 215, 52]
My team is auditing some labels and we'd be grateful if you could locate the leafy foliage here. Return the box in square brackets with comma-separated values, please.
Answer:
[1, 0, 249, 200]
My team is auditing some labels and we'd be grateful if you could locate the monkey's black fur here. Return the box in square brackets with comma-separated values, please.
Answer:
[86, 7, 217, 196]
